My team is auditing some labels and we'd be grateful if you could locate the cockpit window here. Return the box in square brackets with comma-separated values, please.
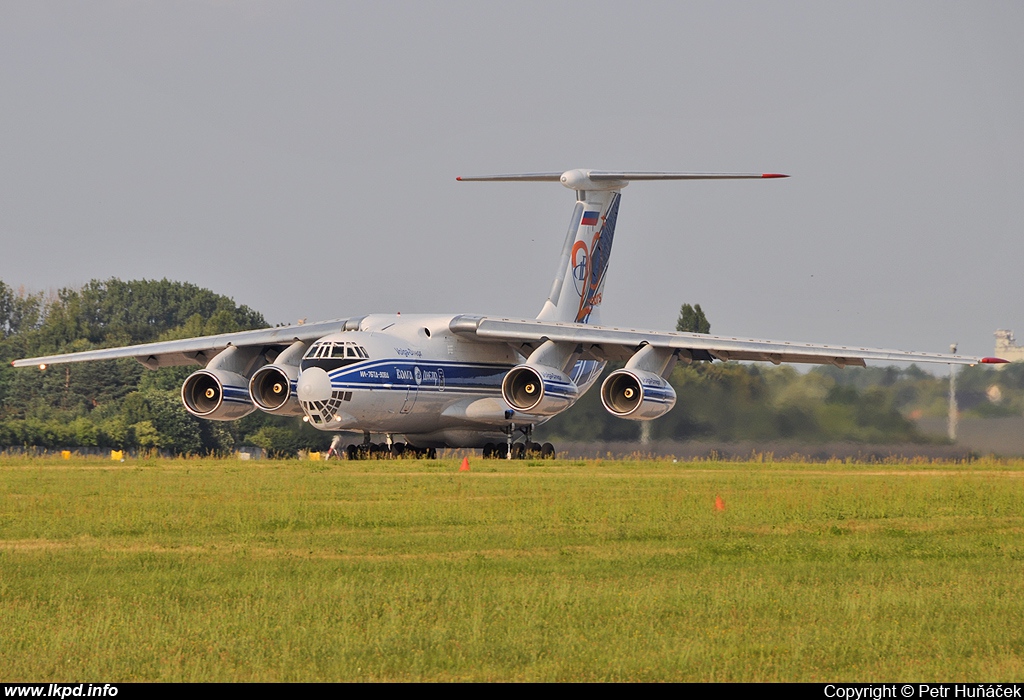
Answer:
[302, 341, 370, 372]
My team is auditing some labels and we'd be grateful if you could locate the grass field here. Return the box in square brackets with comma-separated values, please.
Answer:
[2, 454, 1024, 681]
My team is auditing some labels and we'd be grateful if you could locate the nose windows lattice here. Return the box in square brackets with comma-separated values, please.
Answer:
[301, 390, 353, 425]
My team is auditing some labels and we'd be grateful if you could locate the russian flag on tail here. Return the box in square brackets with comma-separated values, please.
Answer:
[580, 211, 600, 226]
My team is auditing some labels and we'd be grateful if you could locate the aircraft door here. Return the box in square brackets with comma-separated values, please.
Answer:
[400, 386, 418, 414]
[400, 365, 421, 414]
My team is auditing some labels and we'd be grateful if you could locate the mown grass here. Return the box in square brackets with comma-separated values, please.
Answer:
[2, 455, 1023, 681]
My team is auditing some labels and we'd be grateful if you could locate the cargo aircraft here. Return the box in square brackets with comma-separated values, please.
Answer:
[12, 170, 1007, 458]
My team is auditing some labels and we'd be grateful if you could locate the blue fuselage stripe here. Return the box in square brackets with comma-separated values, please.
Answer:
[313, 358, 600, 399]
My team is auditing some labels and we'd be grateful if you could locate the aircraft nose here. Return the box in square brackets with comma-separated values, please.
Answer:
[296, 366, 332, 403]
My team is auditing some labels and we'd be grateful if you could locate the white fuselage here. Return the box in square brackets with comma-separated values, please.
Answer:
[292, 313, 604, 447]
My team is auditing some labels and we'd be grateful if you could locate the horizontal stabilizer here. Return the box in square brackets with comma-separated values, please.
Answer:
[456, 173, 562, 182]
[586, 171, 788, 180]
[458, 169, 788, 191]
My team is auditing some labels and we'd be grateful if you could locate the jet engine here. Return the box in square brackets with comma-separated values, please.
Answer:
[180, 345, 265, 421]
[182, 368, 256, 420]
[249, 365, 299, 415]
[600, 344, 684, 420]
[248, 340, 308, 416]
[501, 339, 583, 416]
[501, 364, 579, 416]
[600, 368, 676, 420]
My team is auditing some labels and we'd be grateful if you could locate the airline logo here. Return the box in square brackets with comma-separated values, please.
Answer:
[580, 211, 600, 226]
[571, 194, 620, 323]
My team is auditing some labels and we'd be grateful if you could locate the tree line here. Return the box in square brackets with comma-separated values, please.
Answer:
[1, 283, 1020, 454]
[536, 303, 1024, 444]
[0, 279, 330, 455]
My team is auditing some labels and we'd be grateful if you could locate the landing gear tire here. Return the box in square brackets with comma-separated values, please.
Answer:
[512, 443, 526, 460]
[346, 444, 358, 460]
[482, 443, 495, 459]
[541, 442, 555, 459]
[392, 442, 405, 457]
[426, 447, 437, 460]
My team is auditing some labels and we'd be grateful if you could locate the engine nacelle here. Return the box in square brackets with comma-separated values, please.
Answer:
[501, 364, 579, 416]
[247, 340, 308, 417]
[181, 369, 256, 421]
[600, 368, 676, 420]
[249, 364, 303, 416]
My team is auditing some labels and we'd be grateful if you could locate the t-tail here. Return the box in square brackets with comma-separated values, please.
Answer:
[457, 169, 788, 325]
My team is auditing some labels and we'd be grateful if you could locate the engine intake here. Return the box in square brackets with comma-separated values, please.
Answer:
[600, 369, 676, 420]
[501, 364, 579, 416]
[249, 364, 303, 416]
[181, 369, 256, 421]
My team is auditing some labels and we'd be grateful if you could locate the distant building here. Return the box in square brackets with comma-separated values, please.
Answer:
[994, 330, 1024, 363]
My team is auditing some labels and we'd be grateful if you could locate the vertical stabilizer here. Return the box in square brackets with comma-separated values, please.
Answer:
[457, 169, 787, 326]
[537, 189, 620, 324]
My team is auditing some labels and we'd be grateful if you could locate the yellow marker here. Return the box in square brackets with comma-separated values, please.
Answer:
[309, 451, 321, 461]
[61, 450, 71, 460]
[111, 450, 123, 461]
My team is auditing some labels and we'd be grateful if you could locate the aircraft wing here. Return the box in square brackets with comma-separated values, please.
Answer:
[449, 315, 1007, 368]
[10, 318, 354, 370]
[12, 312, 1006, 371]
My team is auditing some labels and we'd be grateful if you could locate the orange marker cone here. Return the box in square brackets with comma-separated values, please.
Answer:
[715, 495, 725, 511]
[460, 457, 470, 472]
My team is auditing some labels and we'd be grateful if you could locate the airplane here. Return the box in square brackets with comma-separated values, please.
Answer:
[11, 169, 1008, 459]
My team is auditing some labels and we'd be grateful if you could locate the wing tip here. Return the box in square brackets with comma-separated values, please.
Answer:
[981, 357, 1010, 364]
[762, 173, 789, 178]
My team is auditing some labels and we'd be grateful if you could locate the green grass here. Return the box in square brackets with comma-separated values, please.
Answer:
[2, 455, 1024, 681]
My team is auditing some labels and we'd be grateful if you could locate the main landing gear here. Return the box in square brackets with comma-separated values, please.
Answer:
[482, 424, 555, 460]
[337, 428, 555, 461]
[343, 433, 437, 460]
[482, 442, 555, 459]
[345, 443, 437, 460]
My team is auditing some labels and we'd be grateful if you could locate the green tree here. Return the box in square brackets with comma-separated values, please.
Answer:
[676, 303, 710, 334]
[0, 281, 11, 338]
[248, 426, 302, 459]
[131, 421, 160, 450]
[0, 278, 270, 453]
[0, 283, 44, 338]
[98, 416, 131, 449]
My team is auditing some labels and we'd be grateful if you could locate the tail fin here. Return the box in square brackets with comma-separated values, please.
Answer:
[537, 189, 620, 324]
[457, 169, 787, 325]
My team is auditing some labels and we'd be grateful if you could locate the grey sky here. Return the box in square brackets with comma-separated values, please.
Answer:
[1, 2, 1021, 360]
